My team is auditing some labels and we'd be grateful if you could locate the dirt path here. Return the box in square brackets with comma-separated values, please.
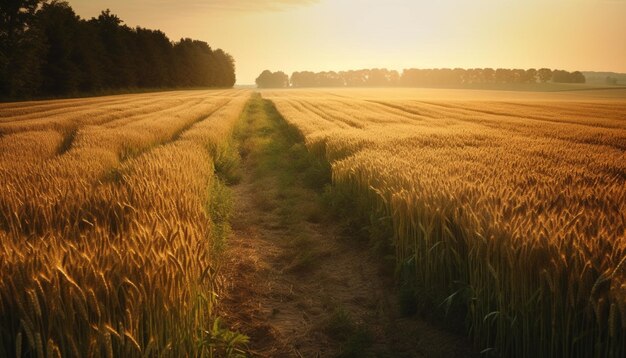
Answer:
[219, 95, 474, 357]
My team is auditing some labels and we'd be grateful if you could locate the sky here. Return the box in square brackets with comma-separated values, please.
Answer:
[69, 0, 626, 85]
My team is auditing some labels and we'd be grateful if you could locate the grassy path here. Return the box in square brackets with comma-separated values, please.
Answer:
[219, 94, 474, 357]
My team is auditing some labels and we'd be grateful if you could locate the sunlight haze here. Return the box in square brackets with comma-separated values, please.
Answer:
[69, 0, 626, 84]
[2, 0, 626, 356]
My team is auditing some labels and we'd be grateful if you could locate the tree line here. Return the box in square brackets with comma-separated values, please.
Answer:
[256, 68, 586, 88]
[0, 0, 236, 99]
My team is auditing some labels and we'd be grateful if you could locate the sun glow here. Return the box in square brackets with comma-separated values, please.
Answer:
[67, 0, 626, 84]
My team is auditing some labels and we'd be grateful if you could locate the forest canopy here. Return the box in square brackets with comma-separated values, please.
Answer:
[0, 0, 236, 99]
[256, 68, 586, 88]
[255, 70, 289, 89]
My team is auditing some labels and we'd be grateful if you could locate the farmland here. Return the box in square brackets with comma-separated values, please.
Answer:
[262, 88, 626, 357]
[0, 87, 625, 357]
[0, 89, 250, 356]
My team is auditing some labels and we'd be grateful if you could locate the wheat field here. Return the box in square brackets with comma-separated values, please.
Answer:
[1, 87, 625, 357]
[0, 89, 250, 356]
[263, 88, 626, 357]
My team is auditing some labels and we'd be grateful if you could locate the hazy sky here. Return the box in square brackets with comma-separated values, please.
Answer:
[70, 0, 626, 84]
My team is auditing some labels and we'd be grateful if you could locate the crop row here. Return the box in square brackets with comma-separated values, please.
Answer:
[0, 90, 249, 356]
[265, 89, 626, 357]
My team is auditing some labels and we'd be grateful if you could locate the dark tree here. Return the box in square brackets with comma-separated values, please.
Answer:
[465, 68, 480, 84]
[495, 68, 512, 83]
[93, 10, 139, 88]
[342, 70, 368, 86]
[0, 0, 45, 97]
[290, 68, 398, 88]
[174, 39, 211, 87]
[571, 71, 585, 84]
[524, 68, 537, 83]
[552, 69, 585, 83]
[37, 1, 82, 94]
[256, 70, 288, 88]
[606, 76, 618, 85]
[285, 67, 586, 89]
[366, 68, 398, 86]
[211, 49, 236, 87]
[0, 1, 236, 99]
[317, 71, 344, 87]
[483, 68, 495, 83]
[0, 0, 41, 45]
[291, 71, 318, 87]
[134, 28, 174, 88]
[537, 68, 552, 83]
[72, 19, 106, 91]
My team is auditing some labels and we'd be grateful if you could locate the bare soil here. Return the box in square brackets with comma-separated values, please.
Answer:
[217, 96, 475, 357]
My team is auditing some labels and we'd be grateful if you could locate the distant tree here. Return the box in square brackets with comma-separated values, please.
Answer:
[571, 71, 585, 84]
[255, 70, 272, 88]
[606, 76, 618, 85]
[388, 69, 400, 85]
[342, 70, 368, 87]
[365, 68, 399, 86]
[211, 49, 236, 87]
[1, 0, 236, 99]
[401, 69, 425, 86]
[291, 71, 317, 87]
[464, 68, 478, 84]
[256, 70, 288, 88]
[368, 68, 388, 86]
[317, 71, 344, 87]
[495, 68, 512, 83]
[482, 68, 495, 83]
[551, 69, 585, 83]
[291, 68, 403, 87]
[525, 68, 537, 83]
[537, 68, 552, 83]
[507, 69, 518, 83]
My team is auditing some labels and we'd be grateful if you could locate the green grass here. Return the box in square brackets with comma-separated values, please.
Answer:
[234, 94, 331, 274]
[322, 307, 374, 358]
[206, 177, 233, 256]
[236, 95, 330, 190]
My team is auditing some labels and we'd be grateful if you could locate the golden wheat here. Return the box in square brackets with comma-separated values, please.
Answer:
[264, 88, 626, 357]
[0, 90, 249, 356]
